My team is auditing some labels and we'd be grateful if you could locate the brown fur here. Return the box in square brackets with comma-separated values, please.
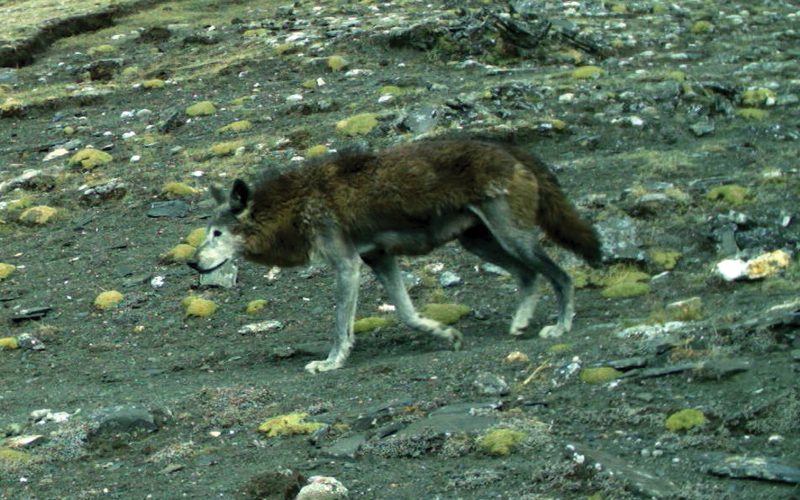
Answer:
[237, 139, 599, 265]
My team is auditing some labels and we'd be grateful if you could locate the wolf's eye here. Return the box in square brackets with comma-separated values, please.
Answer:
[213, 230, 222, 237]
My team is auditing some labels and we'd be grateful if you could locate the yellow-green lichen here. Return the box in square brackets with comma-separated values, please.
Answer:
[0, 337, 19, 350]
[690, 20, 715, 34]
[305, 144, 329, 158]
[335, 113, 378, 136]
[243, 28, 267, 37]
[142, 79, 165, 89]
[580, 367, 623, 384]
[547, 343, 573, 354]
[571, 65, 605, 79]
[649, 249, 682, 270]
[162, 182, 198, 198]
[163, 244, 196, 263]
[736, 108, 769, 121]
[477, 429, 526, 457]
[88, 44, 115, 56]
[245, 299, 269, 315]
[0, 263, 15, 280]
[601, 282, 650, 299]
[327, 55, 348, 72]
[666, 296, 704, 321]
[274, 43, 297, 56]
[258, 413, 324, 437]
[19, 206, 58, 225]
[186, 101, 216, 117]
[0, 447, 32, 464]
[210, 141, 244, 156]
[664, 409, 707, 431]
[183, 296, 217, 318]
[421, 303, 471, 324]
[600, 265, 650, 298]
[217, 120, 253, 133]
[378, 85, 405, 96]
[742, 88, 776, 107]
[610, 3, 627, 14]
[353, 316, 395, 334]
[707, 184, 749, 206]
[95, 290, 124, 310]
[63, 126, 75, 136]
[68, 148, 113, 169]
[184, 228, 206, 247]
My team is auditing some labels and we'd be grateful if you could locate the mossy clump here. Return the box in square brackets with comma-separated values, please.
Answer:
[305, 144, 329, 158]
[0, 337, 19, 350]
[0, 263, 16, 280]
[210, 141, 245, 156]
[186, 101, 216, 117]
[690, 20, 715, 34]
[571, 65, 605, 79]
[163, 243, 196, 263]
[335, 113, 378, 136]
[142, 79, 165, 89]
[742, 88, 776, 107]
[274, 43, 297, 56]
[707, 184, 749, 206]
[378, 85, 405, 96]
[162, 182, 198, 198]
[601, 281, 650, 299]
[547, 343, 573, 354]
[88, 44, 115, 56]
[245, 299, 269, 315]
[580, 367, 623, 384]
[327, 55, 348, 72]
[68, 148, 113, 169]
[609, 3, 627, 14]
[0, 447, 32, 464]
[666, 296, 704, 321]
[1, 97, 25, 114]
[184, 228, 207, 247]
[353, 316, 395, 334]
[218, 120, 253, 133]
[183, 296, 217, 318]
[666, 70, 686, 81]
[6, 196, 34, 212]
[258, 413, 324, 437]
[63, 126, 75, 136]
[19, 206, 58, 225]
[421, 303, 471, 324]
[664, 409, 707, 431]
[243, 28, 267, 37]
[477, 429, 526, 457]
[649, 249, 682, 270]
[95, 290, 124, 310]
[736, 108, 769, 121]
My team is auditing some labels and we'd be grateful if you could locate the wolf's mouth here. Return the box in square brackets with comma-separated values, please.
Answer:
[191, 259, 228, 274]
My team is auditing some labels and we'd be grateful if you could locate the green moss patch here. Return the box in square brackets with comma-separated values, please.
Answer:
[666, 296, 704, 321]
[580, 367, 623, 384]
[742, 88, 776, 107]
[0, 447, 32, 464]
[707, 184, 749, 206]
[600, 265, 651, 299]
[245, 299, 269, 315]
[477, 429, 526, 456]
[305, 144, 329, 158]
[649, 249, 682, 270]
[258, 413, 323, 437]
[88, 44, 115, 56]
[142, 79, 165, 89]
[690, 20, 715, 34]
[0, 337, 19, 350]
[378, 85, 405, 96]
[243, 28, 267, 37]
[69, 148, 113, 169]
[95, 290, 124, 310]
[162, 182, 198, 198]
[547, 343, 573, 354]
[210, 141, 245, 156]
[353, 316, 395, 334]
[335, 113, 378, 136]
[19, 206, 58, 225]
[163, 243, 196, 263]
[327, 55, 348, 72]
[421, 303, 471, 324]
[186, 101, 216, 117]
[665, 409, 707, 431]
[736, 107, 769, 121]
[0, 263, 16, 280]
[218, 120, 253, 133]
[601, 282, 650, 299]
[183, 296, 217, 318]
[571, 65, 605, 79]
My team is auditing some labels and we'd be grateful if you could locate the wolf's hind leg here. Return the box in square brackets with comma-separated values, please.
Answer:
[305, 235, 361, 373]
[459, 226, 540, 336]
[468, 199, 575, 338]
[363, 254, 463, 349]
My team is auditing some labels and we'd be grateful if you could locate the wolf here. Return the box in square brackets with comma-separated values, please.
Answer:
[188, 139, 601, 373]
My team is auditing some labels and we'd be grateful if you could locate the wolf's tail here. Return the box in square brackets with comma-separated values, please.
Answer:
[511, 146, 602, 265]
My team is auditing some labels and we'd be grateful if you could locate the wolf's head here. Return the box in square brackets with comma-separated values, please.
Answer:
[187, 179, 250, 274]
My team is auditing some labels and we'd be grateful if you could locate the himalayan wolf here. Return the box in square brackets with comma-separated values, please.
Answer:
[189, 139, 600, 373]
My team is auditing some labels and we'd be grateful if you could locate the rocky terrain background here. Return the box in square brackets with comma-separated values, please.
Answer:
[1, 0, 798, 498]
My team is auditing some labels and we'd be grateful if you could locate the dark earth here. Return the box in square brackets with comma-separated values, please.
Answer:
[1, 0, 799, 498]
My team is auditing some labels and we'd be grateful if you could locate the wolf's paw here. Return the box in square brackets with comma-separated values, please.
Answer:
[509, 321, 530, 336]
[446, 328, 464, 350]
[538, 324, 566, 339]
[305, 359, 343, 373]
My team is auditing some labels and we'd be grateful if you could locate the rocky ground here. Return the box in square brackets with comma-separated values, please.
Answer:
[1, 0, 799, 498]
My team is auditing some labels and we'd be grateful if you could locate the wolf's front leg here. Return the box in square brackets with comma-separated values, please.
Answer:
[305, 244, 361, 373]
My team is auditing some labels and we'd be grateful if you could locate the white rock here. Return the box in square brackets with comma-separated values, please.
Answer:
[296, 476, 348, 500]
[238, 320, 284, 334]
[130, 155, 141, 162]
[716, 258, 748, 281]
[120, 110, 135, 119]
[286, 94, 304, 102]
[122, 131, 136, 139]
[43, 148, 69, 162]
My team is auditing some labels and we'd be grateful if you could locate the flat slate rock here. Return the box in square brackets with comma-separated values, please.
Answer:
[147, 200, 189, 218]
[704, 453, 800, 484]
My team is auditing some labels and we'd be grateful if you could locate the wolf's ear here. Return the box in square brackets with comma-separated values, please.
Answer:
[229, 179, 250, 215]
[210, 185, 226, 205]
